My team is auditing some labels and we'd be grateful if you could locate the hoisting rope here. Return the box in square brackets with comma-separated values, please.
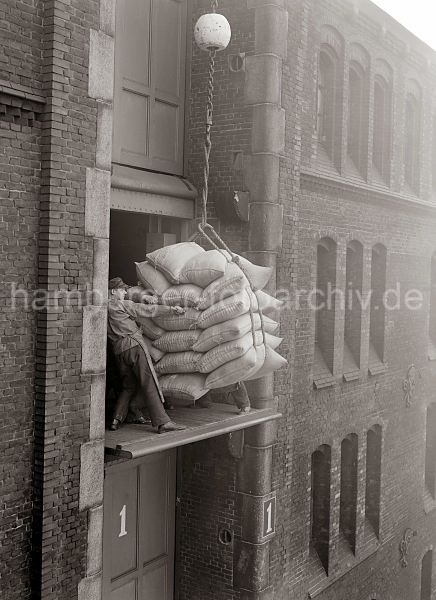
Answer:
[194, 0, 268, 350]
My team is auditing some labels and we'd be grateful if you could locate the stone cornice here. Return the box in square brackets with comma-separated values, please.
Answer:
[300, 169, 436, 214]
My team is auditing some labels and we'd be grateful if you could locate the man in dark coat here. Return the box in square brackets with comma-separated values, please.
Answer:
[107, 277, 186, 433]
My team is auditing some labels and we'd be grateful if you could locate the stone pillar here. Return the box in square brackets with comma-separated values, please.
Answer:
[233, 1, 288, 598]
[31, 1, 114, 598]
[78, 1, 115, 599]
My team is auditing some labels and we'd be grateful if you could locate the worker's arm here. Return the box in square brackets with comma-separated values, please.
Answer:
[121, 299, 184, 319]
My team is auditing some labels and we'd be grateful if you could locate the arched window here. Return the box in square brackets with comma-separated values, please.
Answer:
[369, 244, 387, 373]
[317, 47, 337, 161]
[365, 425, 382, 538]
[343, 241, 363, 379]
[373, 75, 392, 184]
[314, 238, 337, 385]
[404, 92, 421, 193]
[348, 62, 366, 175]
[425, 404, 436, 499]
[432, 114, 436, 195]
[340, 434, 358, 553]
[429, 253, 436, 359]
[421, 550, 433, 600]
[311, 445, 331, 573]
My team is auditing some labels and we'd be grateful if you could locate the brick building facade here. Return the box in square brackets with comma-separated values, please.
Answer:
[1, 0, 436, 599]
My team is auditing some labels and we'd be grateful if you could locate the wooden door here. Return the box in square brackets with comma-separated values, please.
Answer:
[103, 450, 177, 600]
[113, 0, 188, 175]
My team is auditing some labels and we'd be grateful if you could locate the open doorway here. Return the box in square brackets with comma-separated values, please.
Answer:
[109, 210, 185, 285]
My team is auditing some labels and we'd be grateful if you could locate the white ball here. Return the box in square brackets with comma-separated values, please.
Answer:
[194, 13, 231, 52]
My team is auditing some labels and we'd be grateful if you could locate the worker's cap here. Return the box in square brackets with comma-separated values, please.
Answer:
[108, 277, 129, 290]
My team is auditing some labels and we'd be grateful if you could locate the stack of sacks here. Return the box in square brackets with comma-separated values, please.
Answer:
[132, 242, 287, 406]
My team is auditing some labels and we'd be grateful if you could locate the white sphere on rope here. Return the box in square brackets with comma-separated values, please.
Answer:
[194, 13, 231, 52]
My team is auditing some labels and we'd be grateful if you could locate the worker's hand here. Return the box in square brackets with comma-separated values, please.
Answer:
[143, 295, 159, 305]
[171, 306, 185, 315]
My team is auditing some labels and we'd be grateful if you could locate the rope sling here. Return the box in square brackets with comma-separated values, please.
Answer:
[193, 0, 268, 351]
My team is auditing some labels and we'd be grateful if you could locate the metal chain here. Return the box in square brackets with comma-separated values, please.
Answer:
[201, 48, 216, 227]
[211, 0, 218, 12]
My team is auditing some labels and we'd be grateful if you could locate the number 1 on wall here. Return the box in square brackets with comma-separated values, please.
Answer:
[266, 502, 273, 534]
[119, 504, 127, 538]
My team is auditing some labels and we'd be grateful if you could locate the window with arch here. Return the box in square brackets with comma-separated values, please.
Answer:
[365, 425, 382, 538]
[404, 92, 421, 193]
[311, 445, 331, 574]
[425, 403, 436, 499]
[421, 549, 433, 600]
[373, 75, 392, 184]
[343, 241, 363, 380]
[348, 62, 366, 175]
[317, 46, 338, 161]
[432, 114, 436, 195]
[340, 434, 358, 553]
[429, 253, 436, 359]
[369, 244, 387, 373]
[314, 238, 337, 386]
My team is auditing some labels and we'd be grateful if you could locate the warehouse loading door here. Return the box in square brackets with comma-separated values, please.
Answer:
[103, 450, 177, 600]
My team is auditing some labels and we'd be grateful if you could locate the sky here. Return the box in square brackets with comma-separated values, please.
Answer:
[371, 0, 436, 50]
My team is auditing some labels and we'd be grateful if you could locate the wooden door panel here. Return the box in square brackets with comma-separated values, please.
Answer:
[103, 450, 176, 599]
[111, 580, 136, 600]
[140, 563, 168, 600]
[153, 0, 184, 98]
[113, 0, 187, 173]
[139, 453, 174, 565]
[109, 469, 138, 581]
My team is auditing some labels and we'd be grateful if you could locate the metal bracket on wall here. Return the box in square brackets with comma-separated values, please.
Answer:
[403, 364, 421, 408]
[399, 528, 417, 567]
[227, 429, 244, 459]
[215, 190, 249, 223]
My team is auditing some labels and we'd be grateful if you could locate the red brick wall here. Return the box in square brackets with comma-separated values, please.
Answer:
[0, 114, 41, 600]
[271, 1, 436, 599]
[0, 3, 43, 598]
[176, 1, 255, 597]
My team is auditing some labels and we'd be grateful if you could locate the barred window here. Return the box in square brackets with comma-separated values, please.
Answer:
[425, 404, 436, 499]
[404, 93, 421, 193]
[311, 445, 332, 573]
[314, 238, 337, 378]
[340, 434, 358, 553]
[343, 241, 363, 379]
[365, 426, 382, 538]
[369, 244, 387, 372]
[317, 47, 337, 161]
[373, 76, 392, 184]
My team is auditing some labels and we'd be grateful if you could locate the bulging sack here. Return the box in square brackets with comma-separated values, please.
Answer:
[197, 261, 248, 310]
[138, 317, 165, 340]
[193, 312, 262, 353]
[135, 261, 171, 296]
[222, 252, 273, 290]
[161, 284, 202, 308]
[179, 249, 227, 288]
[205, 346, 258, 389]
[197, 289, 256, 330]
[263, 333, 283, 350]
[199, 331, 263, 374]
[155, 351, 202, 374]
[153, 307, 201, 331]
[159, 373, 209, 405]
[142, 334, 165, 362]
[146, 242, 205, 284]
[262, 315, 280, 335]
[256, 290, 285, 316]
[153, 329, 201, 353]
[245, 346, 288, 381]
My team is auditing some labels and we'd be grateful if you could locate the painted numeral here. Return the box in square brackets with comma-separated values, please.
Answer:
[266, 502, 273, 534]
[119, 504, 127, 538]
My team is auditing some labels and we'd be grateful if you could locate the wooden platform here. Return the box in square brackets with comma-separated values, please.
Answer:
[105, 403, 281, 459]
